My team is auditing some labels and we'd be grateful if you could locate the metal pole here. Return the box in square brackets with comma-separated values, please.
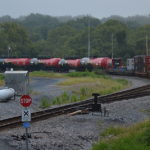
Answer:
[112, 33, 114, 59]
[146, 34, 148, 56]
[88, 16, 91, 58]
[25, 128, 29, 150]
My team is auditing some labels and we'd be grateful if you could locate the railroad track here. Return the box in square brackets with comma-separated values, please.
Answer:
[0, 84, 150, 131]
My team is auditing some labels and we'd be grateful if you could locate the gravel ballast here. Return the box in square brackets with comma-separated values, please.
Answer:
[0, 75, 150, 150]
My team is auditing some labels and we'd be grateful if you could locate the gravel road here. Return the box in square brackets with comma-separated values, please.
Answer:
[0, 75, 150, 150]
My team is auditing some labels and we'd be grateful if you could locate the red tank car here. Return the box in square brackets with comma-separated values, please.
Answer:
[4, 58, 31, 66]
[38, 58, 64, 71]
[66, 59, 81, 68]
[39, 58, 61, 67]
[101, 57, 112, 69]
[90, 57, 112, 69]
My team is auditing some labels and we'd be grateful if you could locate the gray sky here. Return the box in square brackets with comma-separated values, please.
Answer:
[0, 0, 150, 19]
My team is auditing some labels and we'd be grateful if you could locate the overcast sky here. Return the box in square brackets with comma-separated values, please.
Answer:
[0, 0, 150, 19]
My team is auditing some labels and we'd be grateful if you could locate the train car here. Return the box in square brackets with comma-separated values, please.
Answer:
[0, 59, 5, 72]
[134, 55, 146, 76]
[127, 58, 134, 71]
[106, 58, 125, 74]
[39, 58, 68, 72]
[4, 58, 31, 70]
[80, 57, 93, 71]
[66, 59, 81, 70]
[145, 56, 150, 75]
[90, 57, 112, 70]
[112, 58, 123, 69]
[30, 58, 40, 71]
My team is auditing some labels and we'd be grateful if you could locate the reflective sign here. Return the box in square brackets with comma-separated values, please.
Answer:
[22, 108, 31, 122]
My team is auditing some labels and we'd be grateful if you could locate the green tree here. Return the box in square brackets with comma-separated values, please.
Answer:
[0, 22, 31, 57]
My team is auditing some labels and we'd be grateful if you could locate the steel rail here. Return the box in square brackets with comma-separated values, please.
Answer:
[0, 84, 150, 131]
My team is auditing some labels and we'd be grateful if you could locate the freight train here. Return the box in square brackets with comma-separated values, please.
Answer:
[0, 57, 117, 72]
[0, 55, 150, 77]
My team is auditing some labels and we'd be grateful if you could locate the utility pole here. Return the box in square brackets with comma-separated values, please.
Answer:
[111, 33, 114, 59]
[146, 34, 148, 55]
[8, 46, 11, 57]
[88, 16, 91, 58]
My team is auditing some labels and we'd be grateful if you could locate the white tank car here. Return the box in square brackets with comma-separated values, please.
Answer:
[0, 88, 15, 102]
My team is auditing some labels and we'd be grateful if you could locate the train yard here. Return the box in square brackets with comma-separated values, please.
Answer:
[0, 83, 150, 131]
[0, 75, 150, 150]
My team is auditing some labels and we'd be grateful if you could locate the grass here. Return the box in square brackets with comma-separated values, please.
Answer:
[0, 73, 4, 86]
[30, 71, 66, 78]
[47, 72, 128, 107]
[31, 71, 129, 108]
[59, 76, 128, 97]
[39, 96, 51, 108]
[50, 92, 78, 106]
[92, 120, 150, 150]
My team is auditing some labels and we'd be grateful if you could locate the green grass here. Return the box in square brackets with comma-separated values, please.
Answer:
[51, 92, 78, 106]
[67, 71, 109, 79]
[30, 71, 66, 78]
[39, 96, 51, 108]
[31, 71, 129, 108]
[59, 76, 128, 96]
[92, 120, 150, 150]
[0, 73, 4, 86]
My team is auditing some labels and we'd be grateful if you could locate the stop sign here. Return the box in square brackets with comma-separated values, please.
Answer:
[20, 95, 32, 107]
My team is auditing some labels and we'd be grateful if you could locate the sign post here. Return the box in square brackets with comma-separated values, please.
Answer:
[20, 95, 32, 150]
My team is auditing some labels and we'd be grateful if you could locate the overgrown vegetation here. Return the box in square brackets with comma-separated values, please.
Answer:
[38, 71, 128, 107]
[92, 120, 150, 150]
[40, 96, 51, 108]
[0, 73, 4, 85]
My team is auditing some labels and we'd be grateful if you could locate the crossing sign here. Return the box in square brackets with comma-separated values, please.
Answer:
[22, 108, 31, 122]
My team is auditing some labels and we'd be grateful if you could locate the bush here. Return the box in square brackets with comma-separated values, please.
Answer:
[0, 74, 4, 80]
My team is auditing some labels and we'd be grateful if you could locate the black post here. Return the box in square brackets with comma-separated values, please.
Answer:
[25, 128, 29, 150]
[92, 93, 100, 104]
[92, 93, 102, 113]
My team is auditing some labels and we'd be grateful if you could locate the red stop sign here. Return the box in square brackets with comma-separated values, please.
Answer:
[20, 95, 32, 107]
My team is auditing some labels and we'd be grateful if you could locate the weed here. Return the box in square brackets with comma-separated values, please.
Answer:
[70, 94, 78, 102]
[40, 96, 50, 108]
[92, 120, 150, 150]
[0, 73, 4, 86]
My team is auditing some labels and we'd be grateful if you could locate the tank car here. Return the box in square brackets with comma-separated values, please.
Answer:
[89, 57, 112, 70]
[30, 58, 39, 71]
[66, 59, 81, 70]
[80, 57, 93, 71]
[39, 58, 68, 72]
[4, 58, 31, 70]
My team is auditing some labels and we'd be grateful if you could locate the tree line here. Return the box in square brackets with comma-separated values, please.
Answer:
[0, 14, 150, 59]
